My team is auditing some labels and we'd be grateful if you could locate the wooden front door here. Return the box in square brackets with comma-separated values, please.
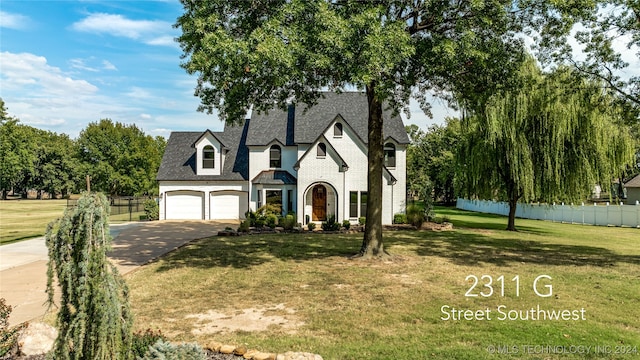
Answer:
[312, 185, 326, 221]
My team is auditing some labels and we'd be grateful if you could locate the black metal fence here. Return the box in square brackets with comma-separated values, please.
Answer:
[67, 196, 151, 221]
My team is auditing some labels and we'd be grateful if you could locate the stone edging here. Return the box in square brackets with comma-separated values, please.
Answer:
[206, 341, 322, 360]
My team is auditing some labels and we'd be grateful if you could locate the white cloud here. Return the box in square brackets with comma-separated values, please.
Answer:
[0, 11, 30, 30]
[126, 87, 153, 99]
[102, 60, 117, 71]
[71, 13, 175, 46]
[1, 52, 98, 95]
[145, 35, 178, 47]
[70, 58, 100, 72]
[140, 113, 152, 119]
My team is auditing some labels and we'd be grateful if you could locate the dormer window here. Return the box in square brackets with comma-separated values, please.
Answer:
[203, 145, 215, 169]
[384, 143, 396, 167]
[270, 144, 281, 168]
[334, 123, 343, 137]
[317, 143, 326, 157]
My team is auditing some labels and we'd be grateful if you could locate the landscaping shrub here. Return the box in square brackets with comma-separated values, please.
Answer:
[245, 210, 257, 226]
[0, 298, 24, 357]
[282, 214, 297, 230]
[238, 219, 250, 233]
[406, 204, 425, 228]
[358, 217, 366, 225]
[266, 214, 278, 228]
[143, 198, 159, 221]
[130, 329, 165, 358]
[321, 215, 341, 231]
[139, 339, 206, 360]
[342, 220, 351, 230]
[256, 204, 281, 217]
[307, 222, 316, 231]
[393, 213, 407, 224]
[46, 192, 133, 360]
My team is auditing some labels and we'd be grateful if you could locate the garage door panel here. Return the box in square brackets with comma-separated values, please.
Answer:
[210, 191, 248, 220]
[166, 191, 204, 220]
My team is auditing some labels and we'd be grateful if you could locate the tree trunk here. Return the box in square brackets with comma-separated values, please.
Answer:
[506, 195, 518, 231]
[354, 82, 388, 258]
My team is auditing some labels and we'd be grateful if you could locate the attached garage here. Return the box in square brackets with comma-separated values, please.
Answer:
[210, 191, 248, 220]
[165, 191, 204, 220]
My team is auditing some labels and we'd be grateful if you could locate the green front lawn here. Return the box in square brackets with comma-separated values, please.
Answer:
[127, 208, 639, 359]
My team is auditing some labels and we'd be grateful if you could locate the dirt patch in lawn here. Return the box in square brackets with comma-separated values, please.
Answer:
[186, 303, 304, 335]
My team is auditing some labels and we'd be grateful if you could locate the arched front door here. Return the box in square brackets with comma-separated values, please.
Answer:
[312, 184, 326, 221]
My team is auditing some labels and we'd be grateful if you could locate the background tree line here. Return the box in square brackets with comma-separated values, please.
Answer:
[0, 99, 166, 199]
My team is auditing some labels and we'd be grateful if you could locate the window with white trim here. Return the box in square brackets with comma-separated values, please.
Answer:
[203, 145, 215, 169]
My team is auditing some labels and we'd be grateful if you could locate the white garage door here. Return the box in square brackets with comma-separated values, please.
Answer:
[210, 191, 248, 220]
[165, 191, 204, 220]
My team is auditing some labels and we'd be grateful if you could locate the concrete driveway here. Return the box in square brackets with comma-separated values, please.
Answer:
[0, 220, 237, 326]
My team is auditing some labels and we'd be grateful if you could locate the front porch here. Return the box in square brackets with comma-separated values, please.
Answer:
[302, 182, 338, 225]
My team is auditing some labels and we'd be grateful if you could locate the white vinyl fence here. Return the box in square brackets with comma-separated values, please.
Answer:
[456, 198, 640, 228]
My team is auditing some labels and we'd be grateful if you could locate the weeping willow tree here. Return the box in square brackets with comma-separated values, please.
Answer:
[46, 192, 132, 359]
[459, 56, 635, 231]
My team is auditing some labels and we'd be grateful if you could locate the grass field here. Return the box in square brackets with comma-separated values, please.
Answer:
[0, 199, 67, 244]
[127, 208, 640, 359]
[0, 199, 144, 244]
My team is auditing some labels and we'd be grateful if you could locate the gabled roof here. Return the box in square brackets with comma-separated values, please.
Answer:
[246, 92, 410, 146]
[157, 121, 249, 181]
[625, 174, 640, 188]
[192, 129, 227, 149]
[384, 167, 397, 185]
[252, 170, 297, 185]
[293, 135, 349, 171]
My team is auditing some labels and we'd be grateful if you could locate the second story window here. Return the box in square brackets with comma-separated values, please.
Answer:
[334, 123, 343, 137]
[270, 145, 281, 168]
[203, 145, 215, 169]
[317, 143, 326, 157]
[384, 143, 396, 168]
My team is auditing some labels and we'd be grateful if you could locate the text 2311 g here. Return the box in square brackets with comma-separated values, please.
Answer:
[465, 275, 553, 298]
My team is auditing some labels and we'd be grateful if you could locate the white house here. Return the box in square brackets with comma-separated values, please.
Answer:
[157, 92, 409, 225]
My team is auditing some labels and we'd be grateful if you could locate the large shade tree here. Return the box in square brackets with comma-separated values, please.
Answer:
[458, 57, 636, 231]
[0, 100, 36, 199]
[76, 119, 166, 196]
[176, 0, 588, 257]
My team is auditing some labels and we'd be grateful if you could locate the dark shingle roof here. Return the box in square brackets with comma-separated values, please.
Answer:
[246, 105, 295, 146]
[251, 170, 297, 185]
[157, 121, 249, 181]
[625, 174, 640, 188]
[246, 92, 410, 146]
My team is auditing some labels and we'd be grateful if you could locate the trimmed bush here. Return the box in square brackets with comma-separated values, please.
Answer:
[144, 198, 159, 221]
[130, 329, 165, 358]
[307, 222, 316, 231]
[266, 214, 278, 228]
[238, 219, 250, 233]
[393, 213, 407, 224]
[406, 204, 425, 228]
[282, 214, 297, 230]
[321, 215, 341, 231]
[358, 217, 366, 225]
[139, 339, 206, 360]
[342, 220, 351, 230]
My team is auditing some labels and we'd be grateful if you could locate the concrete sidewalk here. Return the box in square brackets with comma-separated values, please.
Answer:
[0, 220, 237, 326]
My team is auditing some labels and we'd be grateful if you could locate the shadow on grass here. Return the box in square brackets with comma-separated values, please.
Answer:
[389, 230, 640, 267]
[154, 233, 360, 272]
[153, 226, 640, 272]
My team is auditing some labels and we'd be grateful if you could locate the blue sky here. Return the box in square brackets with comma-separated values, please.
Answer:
[1, 0, 458, 139]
